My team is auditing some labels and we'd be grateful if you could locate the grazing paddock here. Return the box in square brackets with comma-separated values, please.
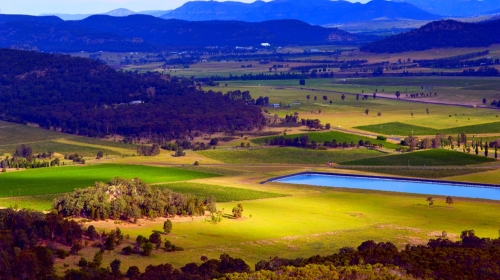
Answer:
[340, 149, 496, 166]
[199, 147, 384, 164]
[0, 164, 219, 197]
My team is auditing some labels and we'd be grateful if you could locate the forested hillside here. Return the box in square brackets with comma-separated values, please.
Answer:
[361, 19, 500, 53]
[0, 14, 366, 52]
[0, 49, 264, 140]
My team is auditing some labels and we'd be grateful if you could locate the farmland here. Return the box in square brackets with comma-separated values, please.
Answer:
[0, 164, 219, 197]
[5, 43, 500, 277]
[340, 149, 496, 166]
[252, 130, 400, 149]
[157, 182, 288, 202]
[199, 147, 384, 164]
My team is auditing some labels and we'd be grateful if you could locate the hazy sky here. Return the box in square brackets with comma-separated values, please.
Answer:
[1, 0, 370, 15]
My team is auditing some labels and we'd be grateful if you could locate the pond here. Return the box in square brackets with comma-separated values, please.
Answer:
[272, 173, 500, 200]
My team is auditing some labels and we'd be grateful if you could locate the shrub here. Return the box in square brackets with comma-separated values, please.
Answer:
[376, 136, 387, 141]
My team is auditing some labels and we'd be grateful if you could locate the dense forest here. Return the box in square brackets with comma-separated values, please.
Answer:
[0, 207, 497, 280]
[361, 19, 500, 53]
[0, 49, 264, 140]
[0, 15, 366, 52]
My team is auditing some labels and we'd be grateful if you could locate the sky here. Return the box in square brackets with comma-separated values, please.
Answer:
[0, 0, 370, 16]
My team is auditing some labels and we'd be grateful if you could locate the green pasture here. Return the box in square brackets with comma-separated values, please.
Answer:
[252, 130, 400, 149]
[0, 122, 67, 145]
[157, 182, 288, 202]
[0, 164, 219, 197]
[199, 147, 383, 164]
[340, 149, 496, 166]
[342, 167, 494, 179]
[356, 121, 500, 136]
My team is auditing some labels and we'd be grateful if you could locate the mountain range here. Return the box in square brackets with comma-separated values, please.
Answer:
[401, 0, 500, 17]
[0, 14, 369, 52]
[360, 19, 500, 53]
[161, 0, 440, 25]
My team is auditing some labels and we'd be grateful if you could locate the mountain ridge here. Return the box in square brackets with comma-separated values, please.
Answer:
[160, 0, 439, 25]
[360, 19, 500, 53]
[0, 14, 370, 52]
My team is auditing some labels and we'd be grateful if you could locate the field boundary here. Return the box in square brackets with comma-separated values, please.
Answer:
[262, 171, 500, 189]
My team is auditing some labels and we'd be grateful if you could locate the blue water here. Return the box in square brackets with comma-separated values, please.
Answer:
[274, 174, 500, 200]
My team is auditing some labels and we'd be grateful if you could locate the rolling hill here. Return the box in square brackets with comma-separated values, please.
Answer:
[161, 0, 440, 25]
[0, 14, 369, 52]
[360, 19, 500, 53]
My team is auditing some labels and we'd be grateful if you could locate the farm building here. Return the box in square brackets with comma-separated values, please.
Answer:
[261, 43, 271, 47]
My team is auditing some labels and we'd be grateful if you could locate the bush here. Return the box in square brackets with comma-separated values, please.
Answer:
[122, 246, 133, 255]
[193, 161, 199, 166]
[376, 135, 387, 141]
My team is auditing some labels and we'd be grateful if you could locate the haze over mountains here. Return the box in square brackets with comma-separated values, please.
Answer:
[160, 0, 439, 25]
[41, 8, 171, 21]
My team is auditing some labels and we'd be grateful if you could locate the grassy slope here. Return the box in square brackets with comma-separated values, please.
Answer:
[0, 164, 219, 197]
[157, 182, 288, 202]
[252, 131, 399, 149]
[199, 147, 383, 164]
[356, 121, 500, 136]
[340, 149, 496, 166]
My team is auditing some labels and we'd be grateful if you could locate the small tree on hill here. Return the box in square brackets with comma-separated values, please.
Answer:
[485, 144, 489, 157]
[322, 95, 328, 103]
[306, 95, 310, 102]
[163, 219, 172, 234]
[446, 196, 454, 206]
[299, 79, 305, 86]
[96, 151, 104, 159]
[426, 197, 434, 206]
[365, 109, 369, 115]
[143, 242, 153, 256]
[232, 204, 244, 219]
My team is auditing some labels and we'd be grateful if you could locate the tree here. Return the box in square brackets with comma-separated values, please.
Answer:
[232, 204, 243, 219]
[426, 197, 434, 206]
[306, 95, 310, 102]
[395, 91, 400, 99]
[377, 112, 382, 117]
[341, 94, 345, 100]
[149, 233, 162, 249]
[476, 144, 479, 155]
[92, 251, 103, 268]
[365, 109, 369, 115]
[299, 79, 305, 86]
[163, 219, 172, 234]
[314, 96, 317, 102]
[104, 235, 116, 251]
[426, 108, 429, 115]
[446, 196, 454, 206]
[96, 151, 104, 159]
[322, 95, 327, 103]
[143, 242, 153, 256]
[483, 98, 487, 104]
[485, 144, 489, 157]
[110, 259, 121, 274]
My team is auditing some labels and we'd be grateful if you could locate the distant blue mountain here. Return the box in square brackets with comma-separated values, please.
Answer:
[161, 0, 440, 25]
[401, 0, 500, 17]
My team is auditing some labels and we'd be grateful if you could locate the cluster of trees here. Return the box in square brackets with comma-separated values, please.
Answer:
[0, 145, 59, 171]
[265, 135, 382, 150]
[289, 60, 367, 72]
[136, 144, 161, 156]
[463, 66, 500, 77]
[53, 178, 217, 222]
[0, 49, 265, 141]
[203, 72, 308, 82]
[255, 230, 500, 279]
